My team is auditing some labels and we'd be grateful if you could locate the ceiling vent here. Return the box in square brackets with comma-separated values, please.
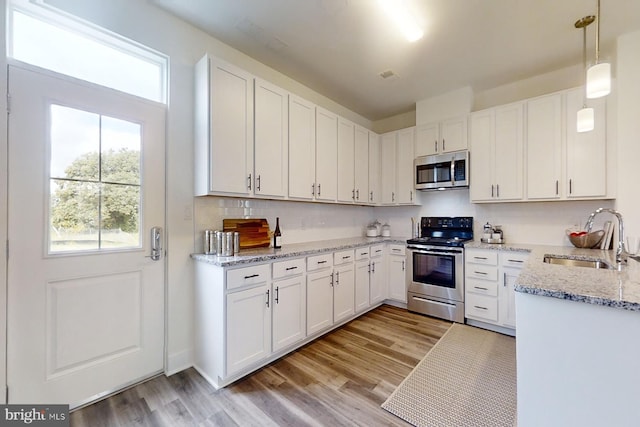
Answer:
[379, 69, 398, 80]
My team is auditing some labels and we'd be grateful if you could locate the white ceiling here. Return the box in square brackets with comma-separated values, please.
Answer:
[152, 0, 640, 121]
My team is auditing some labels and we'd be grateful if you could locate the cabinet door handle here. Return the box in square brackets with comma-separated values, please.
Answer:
[275, 286, 279, 304]
[434, 140, 438, 153]
[330, 272, 334, 287]
[402, 261, 405, 271]
[507, 259, 524, 263]
[370, 191, 373, 201]
[256, 174, 261, 191]
[368, 263, 371, 273]
[318, 183, 321, 196]
[392, 192, 395, 202]
[474, 286, 488, 291]
[336, 271, 340, 285]
[474, 256, 487, 260]
[342, 255, 351, 260]
[474, 305, 488, 311]
[491, 184, 494, 198]
[317, 260, 327, 265]
[496, 184, 500, 198]
[244, 274, 259, 279]
[410, 190, 413, 202]
[504, 272, 507, 287]
[474, 271, 488, 275]
[266, 289, 270, 307]
[285, 266, 298, 271]
[569, 179, 572, 194]
[356, 189, 359, 200]
[372, 261, 376, 273]
[352, 189, 355, 200]
[360, 251, 368, 256]
[248, 174, 252, 191]
[312, 183, 315, 196]
[442, 138, 445, 151]
[556, 180, 559, 195]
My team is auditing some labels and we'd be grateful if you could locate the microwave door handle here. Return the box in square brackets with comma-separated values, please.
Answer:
[450, 158, 455, 185]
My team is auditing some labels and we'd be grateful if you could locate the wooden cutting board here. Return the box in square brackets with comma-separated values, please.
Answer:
[223, 218, 271, 249]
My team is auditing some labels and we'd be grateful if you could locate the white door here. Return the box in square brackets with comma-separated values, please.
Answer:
[272, 276, 306, 352]
[7, 65, 165, 407]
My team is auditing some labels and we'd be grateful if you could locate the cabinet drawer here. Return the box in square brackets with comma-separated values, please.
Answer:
[466, 293, 498, 322]
[466, 250, 498, 266]
[307, 253, 333, 271]
[355, 247, 370, 261]
[466, 264, 498, 281]
[466, 278, 498, 297]
[334, 249, 355, 265]
[272, 258, 306, 279]
[370, 244, 384, 258]
[227, 264, 270, 291]
[500, 252, 529, 268]
[389, 244, 406, 256]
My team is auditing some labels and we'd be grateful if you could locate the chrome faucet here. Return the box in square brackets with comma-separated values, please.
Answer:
[585, 208, 628, 265]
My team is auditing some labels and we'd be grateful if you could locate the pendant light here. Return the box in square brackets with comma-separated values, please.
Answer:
[575, 15, 595, 133]
[586, 0, 610, 98]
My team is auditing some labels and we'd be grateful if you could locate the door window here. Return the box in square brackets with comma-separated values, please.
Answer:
[49, 104, 142, 253]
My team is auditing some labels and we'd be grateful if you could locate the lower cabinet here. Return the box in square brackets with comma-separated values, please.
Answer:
[465, 248, 529, 334]
[194, 242, 401, 389]
[388, 244, 407, 302]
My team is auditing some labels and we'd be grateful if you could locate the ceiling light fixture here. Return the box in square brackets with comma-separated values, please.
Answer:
[586, 0, 610, 98]
[377, 0, 424, 42]
[575, 15, 595, 133]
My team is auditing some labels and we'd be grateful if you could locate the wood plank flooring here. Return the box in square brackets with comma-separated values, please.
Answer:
[70, 305, 451, 426]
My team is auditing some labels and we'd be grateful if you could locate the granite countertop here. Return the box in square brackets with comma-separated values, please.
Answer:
[191, 236, 408, 267]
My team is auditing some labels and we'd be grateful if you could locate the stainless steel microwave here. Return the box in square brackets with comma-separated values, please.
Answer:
[415, 150, 469, 190]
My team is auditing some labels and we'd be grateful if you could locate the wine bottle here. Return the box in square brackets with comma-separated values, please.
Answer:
[273, 217, 282, 249]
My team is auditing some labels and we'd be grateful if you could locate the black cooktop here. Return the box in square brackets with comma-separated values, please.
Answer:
[406, 216, 473, 247]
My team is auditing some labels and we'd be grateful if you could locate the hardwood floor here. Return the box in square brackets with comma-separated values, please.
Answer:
[70, 305, 451, 426]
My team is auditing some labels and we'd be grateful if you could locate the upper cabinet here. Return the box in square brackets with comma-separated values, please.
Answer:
[416, 116, 467, 157]
[526, 88, 607, 201]
[195, 55, 254, 196]
[315, 107, 338, 202]
[254, 78, 288, 198]
[353, 126, 370, 204]
[380, 127, 417, 205]
[368, 132, 381, 204]
[288, 95, 316, 200]
[380, 132, 397, 205]
[337, 118, 355, 203]
[469, 102, 524, 202]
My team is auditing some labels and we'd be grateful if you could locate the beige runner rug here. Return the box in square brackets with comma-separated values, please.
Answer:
[381, 323, 516, 427]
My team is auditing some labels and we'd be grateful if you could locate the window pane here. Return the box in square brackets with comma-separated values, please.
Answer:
[50, 180, 100, 252]
[50, 105, 99, 180]
[11, 10, 166, 103]
[101, 184, 140, 249]
[101, 116, 141, 185]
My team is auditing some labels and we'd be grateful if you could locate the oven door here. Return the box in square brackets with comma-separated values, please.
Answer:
[407, 246, 464, 302]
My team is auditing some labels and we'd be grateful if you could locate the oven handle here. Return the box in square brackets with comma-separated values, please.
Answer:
[407, 247, 463, 256]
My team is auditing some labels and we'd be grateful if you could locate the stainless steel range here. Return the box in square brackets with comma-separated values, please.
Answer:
[406, 217, 473, 323]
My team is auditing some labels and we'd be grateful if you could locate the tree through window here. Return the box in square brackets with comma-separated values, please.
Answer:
[49, 104, 142, 253]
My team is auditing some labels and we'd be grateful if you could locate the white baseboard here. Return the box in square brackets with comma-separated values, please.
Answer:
[165, 348, 193, 376]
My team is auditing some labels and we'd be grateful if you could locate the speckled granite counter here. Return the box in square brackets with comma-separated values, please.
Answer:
[191, 236, 407, 267]
[501, 243, 640, 311]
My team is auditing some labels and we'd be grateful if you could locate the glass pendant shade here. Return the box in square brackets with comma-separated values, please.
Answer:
[577, 107, 595, 132]
[586, 62, 611, 98]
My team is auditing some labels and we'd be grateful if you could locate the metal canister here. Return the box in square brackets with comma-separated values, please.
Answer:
[204, 229, 215, 254]
[215, 231, 223, 256]
[219, 231, 234, 257]
[234, 232, 240, 255]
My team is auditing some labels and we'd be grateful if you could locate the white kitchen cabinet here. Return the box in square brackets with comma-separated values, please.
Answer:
[565, 88, 607, 198]
[465, 248, 528, 334]
[288, 95, 316, 200]
[354, 247, 371, 313]
[469, 102, 524, 202]
[272, 274, 306, 352]
[416, 116, 467, 157]
[226, 281, 270, 376]
[333, 262, 355, 322]
[194, 54, 254, 196]
[354, 125, 370, 203]
[396, 127, 416, 204]
[369, 244, 387, 304]
[368, 132, 381, 204]
[337, 118, 356, 203]
[253, 78, 288, 198]
[306, 260, 334, 335]
[315, 107, 338, 202]
[380, 132, 397, 204]
[527, 89, 608, 201]
[526, 93, 563, 200]
[387, 244, 407, 302]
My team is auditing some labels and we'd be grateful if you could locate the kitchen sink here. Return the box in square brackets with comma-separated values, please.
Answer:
[543, 256, 612, 269]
